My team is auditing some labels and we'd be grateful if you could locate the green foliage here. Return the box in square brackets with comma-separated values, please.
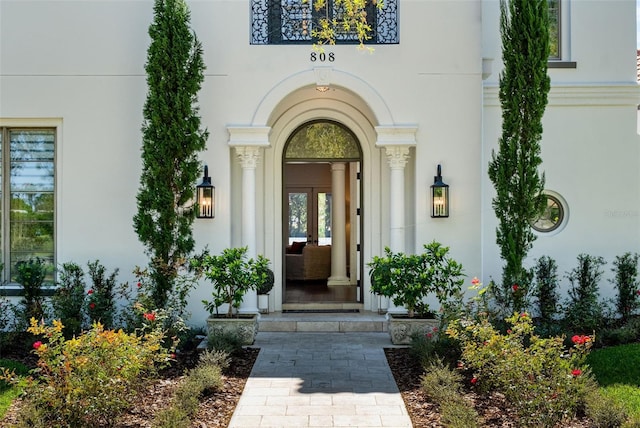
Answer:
[192, 247, 270, 317]
[488, 0, 550, 316]
[420, 359, 479, 428]
[532, 255, 562, 335]
[15, 257, 51, 323]
[51, 262, 86, 337]
[368, 241, 465, 318]
[206, 330, 245, 356]
[584, 386, 630, 428]
[117, 264, 194, 341]
[8, 318, 170, 427]
[256, 267, 275, 295]
[86, 260, 118, 328]
[133, 0, 208, 309]
[409, 330, 460, 368]
[564, 254, 606, 333]
[448, 312, 593, 427]
[611, 253, 640, 323]
[154, 350, 226, 428]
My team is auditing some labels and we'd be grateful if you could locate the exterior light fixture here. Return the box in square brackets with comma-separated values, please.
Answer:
[196, 165, 215, 218]
[316, 85, 330, 92]
[430, 164, 449, 218]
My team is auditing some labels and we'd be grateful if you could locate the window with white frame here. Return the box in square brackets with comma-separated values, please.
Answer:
[0, 127, 55, 284]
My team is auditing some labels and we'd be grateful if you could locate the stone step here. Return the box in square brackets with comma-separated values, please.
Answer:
[258, 310, 389, 333]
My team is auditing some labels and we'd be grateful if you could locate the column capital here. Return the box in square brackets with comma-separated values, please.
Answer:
[383, 145, 412, 169]
[235, 146, 262, 169]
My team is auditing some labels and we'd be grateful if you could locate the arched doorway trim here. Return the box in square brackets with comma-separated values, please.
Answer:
[250, 67, 395, 126]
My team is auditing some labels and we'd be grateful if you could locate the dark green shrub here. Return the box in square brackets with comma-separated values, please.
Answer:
[532, 255, 560, 333]
[15, 257, 51, 323]
[564, 254, 606, 333]
[51, 262, 86, 337]
[611, 253, 640, 323]
[86, 260, 118, 328]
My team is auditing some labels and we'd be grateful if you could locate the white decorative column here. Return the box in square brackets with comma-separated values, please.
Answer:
[228, 126, 271, 315]
[376, 126, 417, 314]
[328, 162, 350, 286]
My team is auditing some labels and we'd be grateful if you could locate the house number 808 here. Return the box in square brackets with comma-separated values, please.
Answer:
[310, 52, 335, 62]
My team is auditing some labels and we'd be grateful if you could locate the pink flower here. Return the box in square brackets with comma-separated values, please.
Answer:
[572, 369, 582, 377]
[143, 312, 156, 322]
[432, 327, 438, 333]
[471, 277, 480, 285]
[636, 289, 640, 296]
[470, 377, 477, 385]
[89, 302, 96, 310]
[33, 341, 42, 350]
[426, 333, 433, 339]
[170, 353, 176, 359]
[507, 329, 512, 334]
[87, 289, 93, 295]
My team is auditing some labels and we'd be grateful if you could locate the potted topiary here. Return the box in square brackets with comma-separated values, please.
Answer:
[368, 241, 465, 344]
[256, 268, 274, 314]
[191, 247, 270, 345]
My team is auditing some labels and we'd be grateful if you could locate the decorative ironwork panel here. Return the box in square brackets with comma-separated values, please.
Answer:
[250, 0, 398, 45]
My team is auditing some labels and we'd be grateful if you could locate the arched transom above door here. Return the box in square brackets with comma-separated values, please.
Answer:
[285, 121, 361, 161]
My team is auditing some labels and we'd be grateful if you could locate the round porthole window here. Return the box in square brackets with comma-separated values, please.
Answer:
[531, 193, 566, 233]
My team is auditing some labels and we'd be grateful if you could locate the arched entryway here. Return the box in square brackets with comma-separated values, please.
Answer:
[282, 120, 363, 308]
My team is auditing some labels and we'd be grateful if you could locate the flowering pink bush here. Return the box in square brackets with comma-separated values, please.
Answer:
[448, 312, 593, 427]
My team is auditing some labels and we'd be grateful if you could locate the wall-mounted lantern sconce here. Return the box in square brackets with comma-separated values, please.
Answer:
[196, 165, 215, 218]
[431, 164, 449, 218]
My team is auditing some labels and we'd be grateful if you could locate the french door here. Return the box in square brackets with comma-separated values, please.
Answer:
[286, 187, 332, 246]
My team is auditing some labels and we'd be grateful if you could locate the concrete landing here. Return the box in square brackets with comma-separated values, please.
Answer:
[259, 311, 388, 333]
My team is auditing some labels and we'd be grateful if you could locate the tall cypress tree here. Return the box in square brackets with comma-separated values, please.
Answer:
[134, 0, 208, 309]
[488, 0, 549, 313]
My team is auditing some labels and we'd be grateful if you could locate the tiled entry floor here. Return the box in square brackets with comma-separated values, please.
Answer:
[284, 281, 357, 303]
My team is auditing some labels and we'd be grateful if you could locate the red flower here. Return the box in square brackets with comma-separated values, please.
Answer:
[89, 302, 96, 310]
[143, 312, 156, 322]
[572, 335, 591, 345]
[33, 341, 42, 350]
[636, 289, 640, 296]
[470, 377, 478, 385]
[471, 277, 480, 285]
[507, 329, 512, 334]
[87, 289, 93, 295]
[432, 327, 439, 333]
[137, 282, 142, 288]
[170, 353, 177, 359]
[426, 333, 433, 339]
[572, 369, 582, 377]
[512, 284, 519, 292]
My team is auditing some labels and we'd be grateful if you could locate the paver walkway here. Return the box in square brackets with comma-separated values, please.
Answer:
[228, 332, 412, 428]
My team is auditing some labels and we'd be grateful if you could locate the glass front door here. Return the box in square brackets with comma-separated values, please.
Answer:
[287, 187, 332, 246]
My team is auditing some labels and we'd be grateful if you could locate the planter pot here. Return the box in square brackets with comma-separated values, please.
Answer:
[388, 314, 439, 345]
[206, 314, 259, 346]
[258, 294, 269, 314]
